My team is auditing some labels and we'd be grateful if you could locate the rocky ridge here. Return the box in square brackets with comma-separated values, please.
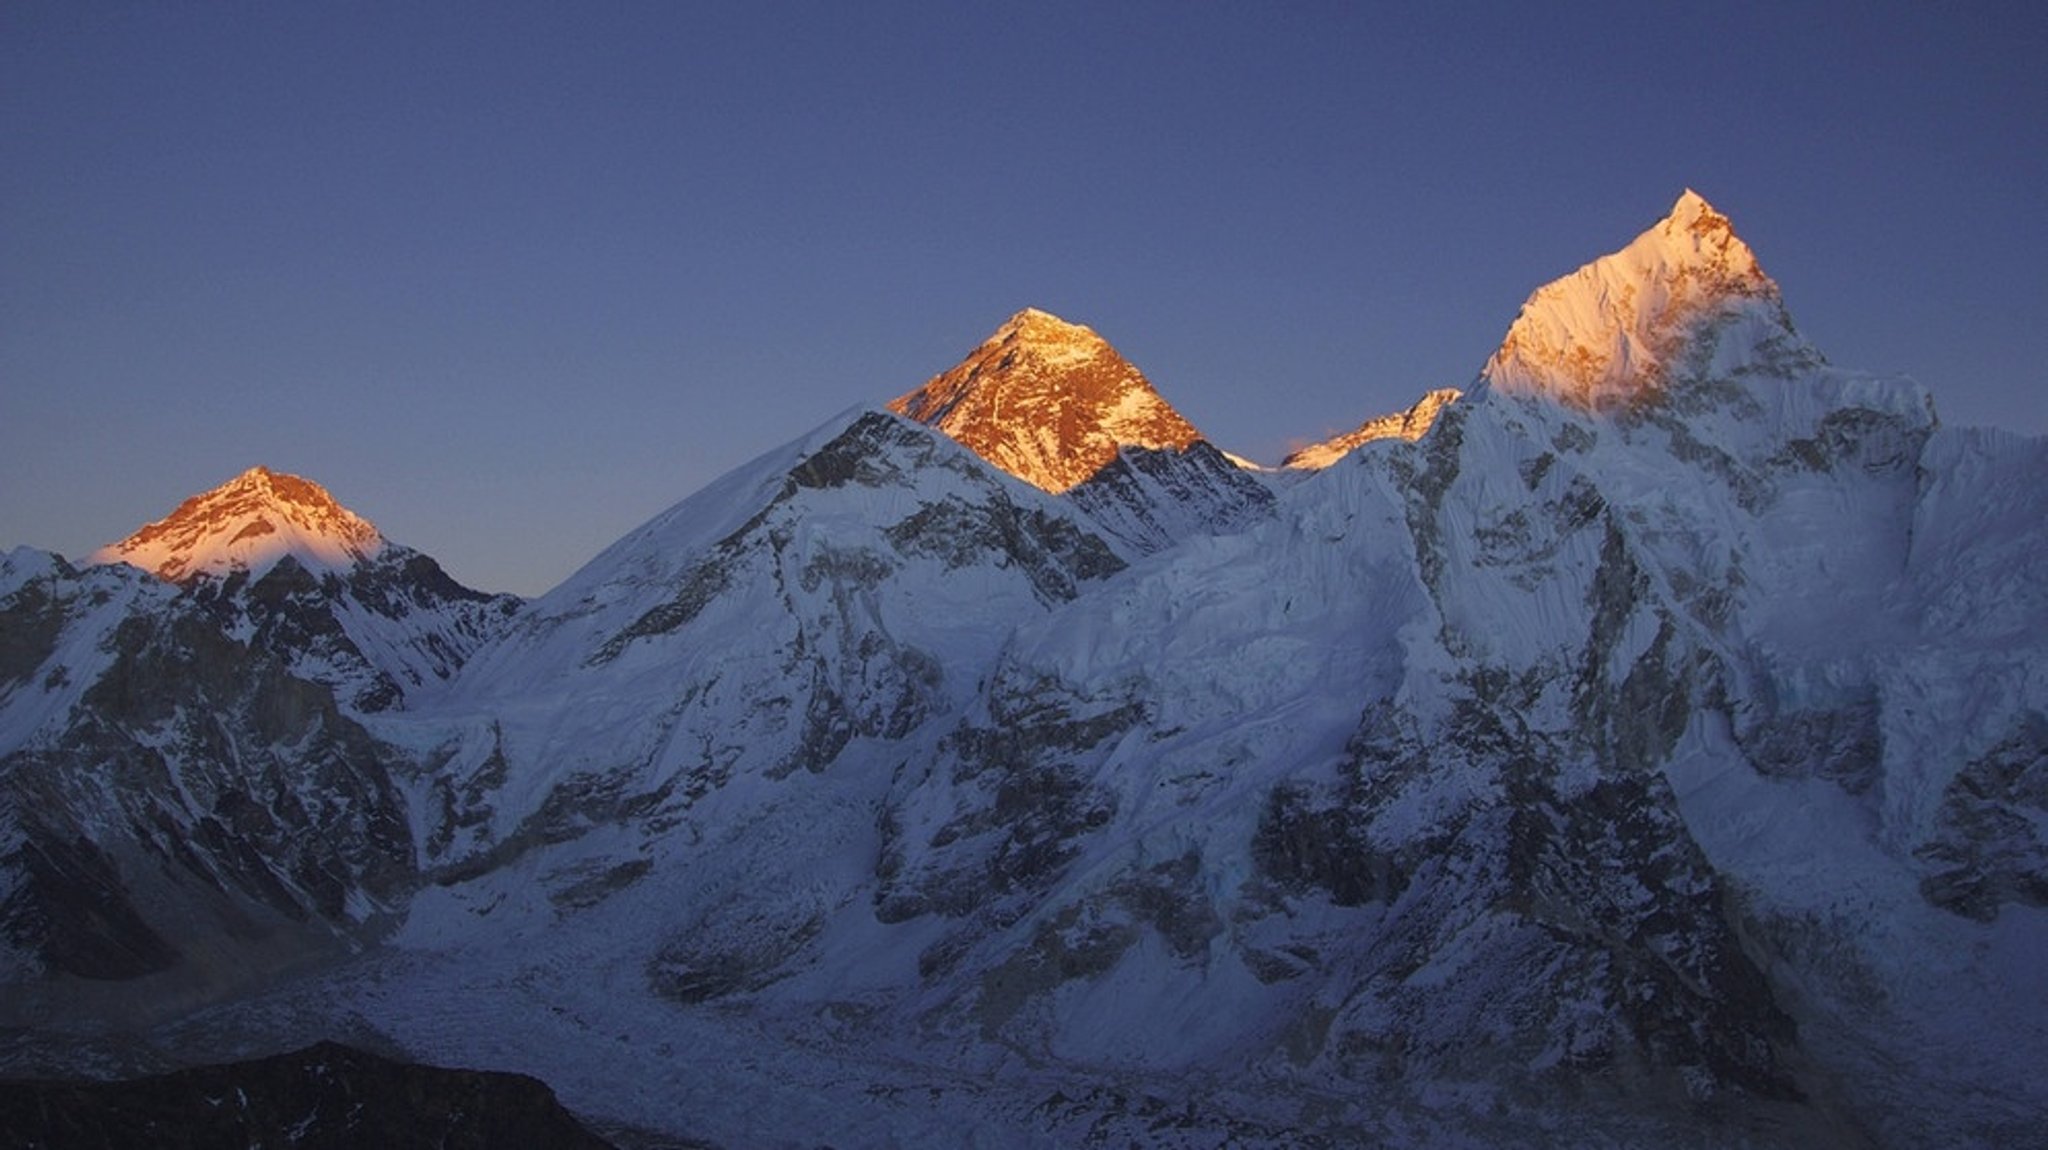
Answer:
[2, 192, 2043, 1148]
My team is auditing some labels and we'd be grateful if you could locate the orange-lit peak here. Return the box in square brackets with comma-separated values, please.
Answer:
[1480, 189, 1798, 412]
[982, 307, 1118, 370]
[1669, 188, 1717, 225]
[999, 306, 1092, 333]
[1285, 388, 1463, 470]
[91, 465, 384, 583]
[889, 309, 1204, 492]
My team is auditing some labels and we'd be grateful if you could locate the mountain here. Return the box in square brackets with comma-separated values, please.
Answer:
[0, 469, 513, 1012]
[888, 308, 1206, 494]
[1482, 188, 1817, 412]
[1061, 438, 1277, 555]
[92, 465, 384, 583]
[1283, 386, 1463, 470]
[91, 466, 517, 713]
[3, 192, 2044, 1149]
[410, 407, 1124, 882]
[892, 308, 1277, 555]
[0, 547, 419, 1005]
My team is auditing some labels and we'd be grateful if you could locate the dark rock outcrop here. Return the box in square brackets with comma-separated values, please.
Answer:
[0, 1041, 616, 1149]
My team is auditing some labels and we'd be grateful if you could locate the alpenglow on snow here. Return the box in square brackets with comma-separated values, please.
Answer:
[2, 191, 2043, 1150]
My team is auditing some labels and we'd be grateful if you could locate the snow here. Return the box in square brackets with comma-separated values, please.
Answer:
[1285, 388, 1462, 470]
[999, 307, 1105, 370]
[1479, 190, 1799, 413]
[89, 465, 384, 583]
[0, 551, 173, 758]
[1666, 711, 2048, 1140]
[7, 193, 2048, 1148]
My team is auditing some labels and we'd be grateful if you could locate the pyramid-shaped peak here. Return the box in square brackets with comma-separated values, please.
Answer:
[889, 310, 1204, 492]
[1479, 190, 1807, 411]
[92, 465, 384, 583]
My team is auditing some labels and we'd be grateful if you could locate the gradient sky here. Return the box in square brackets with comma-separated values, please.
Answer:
[5, 2, 2043, 596]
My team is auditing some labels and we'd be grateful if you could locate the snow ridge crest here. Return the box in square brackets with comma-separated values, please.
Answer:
[1285, 388, 1463, 470]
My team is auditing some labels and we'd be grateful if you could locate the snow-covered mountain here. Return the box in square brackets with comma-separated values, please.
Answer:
[92, 465, 384, 583]
[0, 473, 514, 1010]
[408, 407, 1124, 883]
[4, 192, 2044, 1148]
[892, 308, 1277, 555]
[1283, 386, 1461, 470]
[0, 547, 418, 1008]
[1483, 189, 1820, 412]
[90, 466, 517, 712]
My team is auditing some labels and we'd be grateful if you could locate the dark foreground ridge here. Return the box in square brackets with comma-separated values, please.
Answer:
[0, 1040, 616, 1150]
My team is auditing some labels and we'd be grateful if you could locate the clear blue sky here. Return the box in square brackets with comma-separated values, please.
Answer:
[5, 2, 2043, 595]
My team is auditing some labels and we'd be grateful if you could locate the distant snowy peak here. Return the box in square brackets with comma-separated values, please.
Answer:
[888, 308, 1205, 493]
[1481, 190, 1817, 411]
[1284, 387, 1462, 470]
[91, 465, 385, 583]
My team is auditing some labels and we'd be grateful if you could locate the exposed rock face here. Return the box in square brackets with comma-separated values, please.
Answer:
[1916, 716, 2048, 920]
[876, 673, 1138, 930]
[0, 1041, 617, 1149]
[1242, 691, 1798, 1102]
[0, 570, 415, 996]
[4, 194, 2045, 1148]
[1064, 440, 1278, 556]
[889, 309, 1281, 555]
[0, 472, 509, 1003]
[89, 466, 519, 714]
[189, 549, 516, 713]
[889, 308, 1205, 493]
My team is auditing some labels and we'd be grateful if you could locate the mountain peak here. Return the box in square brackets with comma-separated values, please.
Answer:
[888, 309, 1203, 493]
[1656, 188, 1748, 262]
[1480, 190, 1806, 411]
[91, 465, 385, 583]
[1668, 187, 1716, 226]
[1003, 306, 1083, 330]
[1284, 387, 1463, 470]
